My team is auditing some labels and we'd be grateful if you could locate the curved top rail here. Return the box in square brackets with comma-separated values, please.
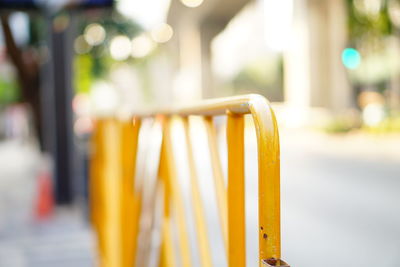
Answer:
[134, 94, 272, 117]
[90, 94, 284, 267]
[135, 94, 282, 265]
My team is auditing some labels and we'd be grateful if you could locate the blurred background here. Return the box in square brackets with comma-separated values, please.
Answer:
[0, 0, 399, 266]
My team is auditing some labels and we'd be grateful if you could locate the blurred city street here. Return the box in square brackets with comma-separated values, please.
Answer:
[280, 129, 400, 267]
[1, 0, 400, 265]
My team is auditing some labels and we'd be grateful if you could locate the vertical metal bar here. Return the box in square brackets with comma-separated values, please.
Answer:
[163, 117, 193, 267]
[159, 216, 176, 267]
[89, 120, 104, 255]
[131, 183, 142, 267]
[120, 118, 141, 267]
[159, 128, 176, 267]
[132, 119, 157, 266]
[204, 117, 228, 253]
[183, 117, 212, 267]
[94, 119, 123, 267]
[249, 98, 281, 265]
[135, 120, 163, 267]
[227, 113, 245, 267]
[92, 120, 109, 261]
[128, 118, 142, 267]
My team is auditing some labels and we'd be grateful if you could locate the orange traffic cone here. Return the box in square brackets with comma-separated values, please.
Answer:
[35, 156, 54, 220]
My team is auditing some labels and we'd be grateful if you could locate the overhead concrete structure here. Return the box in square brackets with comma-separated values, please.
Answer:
[283, 0, 352, 127]
[167, 0, 249, 101]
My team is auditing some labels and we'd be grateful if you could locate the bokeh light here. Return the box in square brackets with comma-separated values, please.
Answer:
[72, 93, 91, 116]
[116, 0, 171, 30]
[74, 35, 92, 54]
[180, 0, 204, 8]
[131, 34, 156, 58]
[362, 103, 385, 126]
[151, 23, 174, 43]
[342, 48, 361, 69]
[90, 81, 119, 115]
[84, 23, 106, 46]
[354, 0, 382, 17]
[109, 35, 132, 61]
[73, 117, 93, 136]
[53, 14, 70, 33]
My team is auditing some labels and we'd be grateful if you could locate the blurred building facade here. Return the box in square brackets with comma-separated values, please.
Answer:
[161, 0, 400, 130]
[165, 0, 351, 113]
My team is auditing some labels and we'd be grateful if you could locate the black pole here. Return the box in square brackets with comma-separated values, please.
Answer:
[41, 13, 75, 204]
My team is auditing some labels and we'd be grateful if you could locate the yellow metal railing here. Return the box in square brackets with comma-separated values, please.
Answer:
[89, 94, 289, 267]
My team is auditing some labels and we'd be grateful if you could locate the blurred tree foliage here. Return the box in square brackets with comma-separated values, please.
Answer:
[347, 0, 393, 45]
[74, 55, 92, 93]
[0, 79, 19, 105]
[346, 0, 400, 88]
[74, 11, 142, 93]
[345, 0, 400, 131]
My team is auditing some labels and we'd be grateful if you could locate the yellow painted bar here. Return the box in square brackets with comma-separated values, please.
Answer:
[130, 118, 142, 267]
[89, 120, 104, 255]
[131, 185, 142, 267]
[162, 117, 193, 267]
[99, 119, 123, 267]
[248, 97, 281, 264]
[204, 117, 228, 253]
[183, 118, 212, 267]
[227, 114, 245, 267]
[90, 119, 112, 263]
[120, 118, 141, 267]
[158, 131, 176, 267]
[134, 119, 163, 267]
[159, 217, 176, 267]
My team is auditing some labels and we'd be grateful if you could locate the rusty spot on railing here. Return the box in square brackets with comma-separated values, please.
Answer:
[262, 258, 290, 267]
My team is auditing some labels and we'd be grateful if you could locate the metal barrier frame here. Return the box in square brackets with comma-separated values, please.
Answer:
[90, 94, 286, 267]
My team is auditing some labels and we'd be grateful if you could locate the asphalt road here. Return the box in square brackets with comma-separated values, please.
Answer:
[280, 130, 400, 267]
[1, 129, 399, 267]
[177, 124, 400, 267]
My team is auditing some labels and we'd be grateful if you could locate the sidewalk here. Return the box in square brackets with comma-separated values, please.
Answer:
[280, 129, 400, 267]
[0, 208, 96, 267]
[0, 140, 95, 267]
